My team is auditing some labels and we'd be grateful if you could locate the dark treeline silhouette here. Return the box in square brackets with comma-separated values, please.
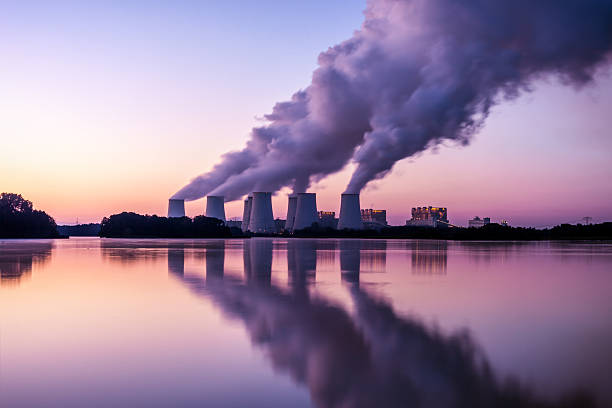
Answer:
[291, 222, 612, 241]
[0, 193, 60, 238]
[57, 223, 101, 237]
[99, 212, 236, 238]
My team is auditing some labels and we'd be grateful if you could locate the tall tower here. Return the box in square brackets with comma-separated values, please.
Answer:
[248, 192, 275, 233]
[337, 193, 363, 230]
[206, 196, 226, 221]
[168, 199, 186, 218]
[292, 193, 319, 231]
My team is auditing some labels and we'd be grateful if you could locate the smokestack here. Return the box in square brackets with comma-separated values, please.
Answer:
[292, 193, 318, 231]
[168, 199, 185, 218]
[248, 192, 275, 233]
[338, 193, 362, 230]
[285, 195, 298, 232]
[205, 195, 226, 221]
[241, 196, 253, 232]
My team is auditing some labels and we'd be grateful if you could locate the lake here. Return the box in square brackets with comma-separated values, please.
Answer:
[1, 238, 611, 407]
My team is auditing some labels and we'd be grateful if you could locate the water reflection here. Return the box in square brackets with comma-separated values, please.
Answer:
[411, 240, 448, 274]
[171, 241, 596, 408]
[244, 239, 273, 285]
[0, 241, 53, 286]
[168, 245, 186, 277]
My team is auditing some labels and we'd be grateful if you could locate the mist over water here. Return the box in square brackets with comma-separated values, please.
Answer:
[174, 0, 612, 202]
[1, 238, 611, 407]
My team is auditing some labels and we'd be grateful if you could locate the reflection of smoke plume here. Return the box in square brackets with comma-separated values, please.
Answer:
[173, 0, 612, 201]
[0, 242, 53, 286]
[181, 275, 595, 407]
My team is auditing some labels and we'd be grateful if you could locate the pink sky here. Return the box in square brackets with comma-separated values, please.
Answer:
[0, 1, 610, 227]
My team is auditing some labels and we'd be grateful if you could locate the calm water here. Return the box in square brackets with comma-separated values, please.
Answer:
[1, 238, 611, 408]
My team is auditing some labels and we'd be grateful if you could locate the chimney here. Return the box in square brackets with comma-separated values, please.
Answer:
[241, 196, 253, 232]
[292, 193, 318, 231]
[248, 192, 275, 233]
[285, 195, 298, 232]
[206, 195, 226, 221]
[168, 199, 185, 218]
[337, 193, 363, 230]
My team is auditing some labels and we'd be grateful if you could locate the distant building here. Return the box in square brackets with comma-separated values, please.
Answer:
[226, 220, 242, 229]
[361, 209, 387, 226]
[406, 206, 448, 228]
[274, 218, 286, 234]
[468, 216, 491, 228]
[501, 220, 509, 227]
[318, 211, 338, 229]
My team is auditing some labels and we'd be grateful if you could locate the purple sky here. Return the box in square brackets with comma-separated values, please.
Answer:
[0, 0, 610, 226]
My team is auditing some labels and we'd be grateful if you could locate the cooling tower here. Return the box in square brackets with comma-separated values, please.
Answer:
[168, 199, 185, 218]
[241, 196, 253, 232]
[285, 195, 298, 232]
[337, 193, 363, 230]
[206, 195, 226, 221]
[248, 192, 275, 233]
[292, 193, 318, 231]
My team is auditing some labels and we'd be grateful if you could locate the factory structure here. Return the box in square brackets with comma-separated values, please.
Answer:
[168, 195, 459, 232]
[405, 206, 449, 228]
[468, 216, 491, 228]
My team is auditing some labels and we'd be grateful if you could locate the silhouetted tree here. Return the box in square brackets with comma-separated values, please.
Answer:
[0, 193, 60, 238]
[99, 212, 236, 238]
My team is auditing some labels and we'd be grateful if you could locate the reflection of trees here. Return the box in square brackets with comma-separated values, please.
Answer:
[101, 240, 169, 264]
[411, 240, 448, 275]
[171, 240, 596, 408]
[0, 241, 53, 286]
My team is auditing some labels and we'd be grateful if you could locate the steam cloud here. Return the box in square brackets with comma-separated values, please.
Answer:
[173, 0, 612, 201]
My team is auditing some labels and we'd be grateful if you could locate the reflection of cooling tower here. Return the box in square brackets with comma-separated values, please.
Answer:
[167, 248, 185, 276]
[241, 196, 253, 232]
[340, 240, 360, 284]
[243, 239, 273, 285]
[285, 195, 298, 232]
[206, 242, 225, 280]
[287, 240, 317, 286]
[206, 195, 226, 221]
[292, 193, 318, 231]
[338, 194, 363, 230]
[168, 199, 185, 218]
[248, 192, 275, 233]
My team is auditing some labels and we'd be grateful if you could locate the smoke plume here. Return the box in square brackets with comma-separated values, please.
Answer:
[173, 0, 612, 201]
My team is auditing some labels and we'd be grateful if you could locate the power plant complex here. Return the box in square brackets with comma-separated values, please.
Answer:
[168, 193, 458, 232]
[168, 192, 384, 233]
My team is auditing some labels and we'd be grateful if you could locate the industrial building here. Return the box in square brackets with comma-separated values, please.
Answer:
[338, 194, 363, 230]
[406, 206, 448, 228]
[318, 211, 338, 229]
[361, 209, 387, 226]
[205, 196, 226, 222]
[468, 216, 490, 228]
[168, 199, 186, 218]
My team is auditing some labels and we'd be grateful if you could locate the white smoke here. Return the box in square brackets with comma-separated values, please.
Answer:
[173, 0, 612, 201]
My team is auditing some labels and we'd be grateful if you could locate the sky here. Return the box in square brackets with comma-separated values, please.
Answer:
[1, 0, 611, 227]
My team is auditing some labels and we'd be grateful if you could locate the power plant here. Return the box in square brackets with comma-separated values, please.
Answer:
[168, 199, 185, 218]
[338, 194, 363, 230]
[292, 193, 318, 231]
[285, 195, 298, 232]
[205, 195, 226, 221]
[168, 191, 404, 234]
[241, 196, 252, 232]
[248, 192, 275, 233]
